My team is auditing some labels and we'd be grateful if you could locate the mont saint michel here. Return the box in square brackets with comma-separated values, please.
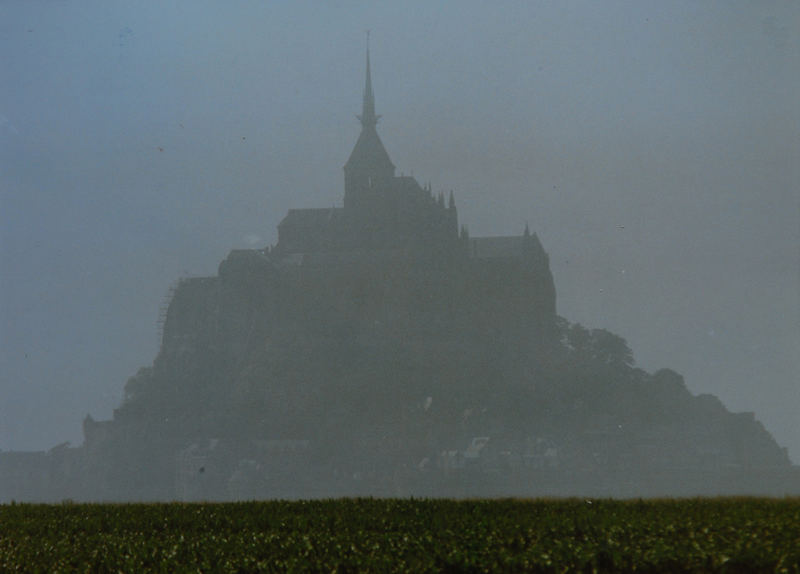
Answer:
[1, 45, 796, 501]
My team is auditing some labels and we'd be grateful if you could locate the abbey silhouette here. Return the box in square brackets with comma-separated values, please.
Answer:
[277, 41, 458, 255]
[0, 43, 794, 501]
[275, 42, 547, 269]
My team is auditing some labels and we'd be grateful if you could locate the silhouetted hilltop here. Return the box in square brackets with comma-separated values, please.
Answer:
[87, 243, 787, 500]
[1, 45, 796, 502]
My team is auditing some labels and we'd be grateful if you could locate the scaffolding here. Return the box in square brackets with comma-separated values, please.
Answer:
[156, 280, 180, 346]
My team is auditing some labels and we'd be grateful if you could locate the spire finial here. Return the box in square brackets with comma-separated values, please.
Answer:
[357, 31, 379, 128]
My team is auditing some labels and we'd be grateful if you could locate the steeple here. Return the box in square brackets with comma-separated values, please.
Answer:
[357, 31, 379, 129]
[344, 34, 395, 209]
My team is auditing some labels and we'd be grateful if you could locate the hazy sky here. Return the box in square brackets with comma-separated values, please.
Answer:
[2, 2, 798, 461]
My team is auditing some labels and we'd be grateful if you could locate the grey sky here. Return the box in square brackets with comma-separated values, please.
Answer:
[2, 2, 798, 461]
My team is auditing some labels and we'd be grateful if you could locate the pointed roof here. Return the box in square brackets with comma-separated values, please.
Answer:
[345, 35, 394, 174]
[345, 124, 394, 173]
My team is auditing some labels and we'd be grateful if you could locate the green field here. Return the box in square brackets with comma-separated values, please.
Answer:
[1, 498, 798, 572]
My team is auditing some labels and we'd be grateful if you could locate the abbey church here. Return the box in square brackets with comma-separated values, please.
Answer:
[273, 44, 552, 288]
[278, 45, 464, 256]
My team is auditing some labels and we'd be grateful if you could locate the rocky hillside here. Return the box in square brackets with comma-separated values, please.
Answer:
[79, 247, 794, 499]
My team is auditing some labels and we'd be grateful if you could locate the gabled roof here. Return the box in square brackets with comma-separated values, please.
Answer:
[277, 207, 342, 229]
[470, 236, 524, 259]
[470, 232, 547, 260]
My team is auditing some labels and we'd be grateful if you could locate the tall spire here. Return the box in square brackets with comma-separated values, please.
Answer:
[344, 32, 394, 207]
[357, 30, 380, 129]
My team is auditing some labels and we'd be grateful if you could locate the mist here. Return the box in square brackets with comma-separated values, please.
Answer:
[1, 0, 798, 473]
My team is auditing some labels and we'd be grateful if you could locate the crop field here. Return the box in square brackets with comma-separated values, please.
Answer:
[1, 498, 798, 572]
